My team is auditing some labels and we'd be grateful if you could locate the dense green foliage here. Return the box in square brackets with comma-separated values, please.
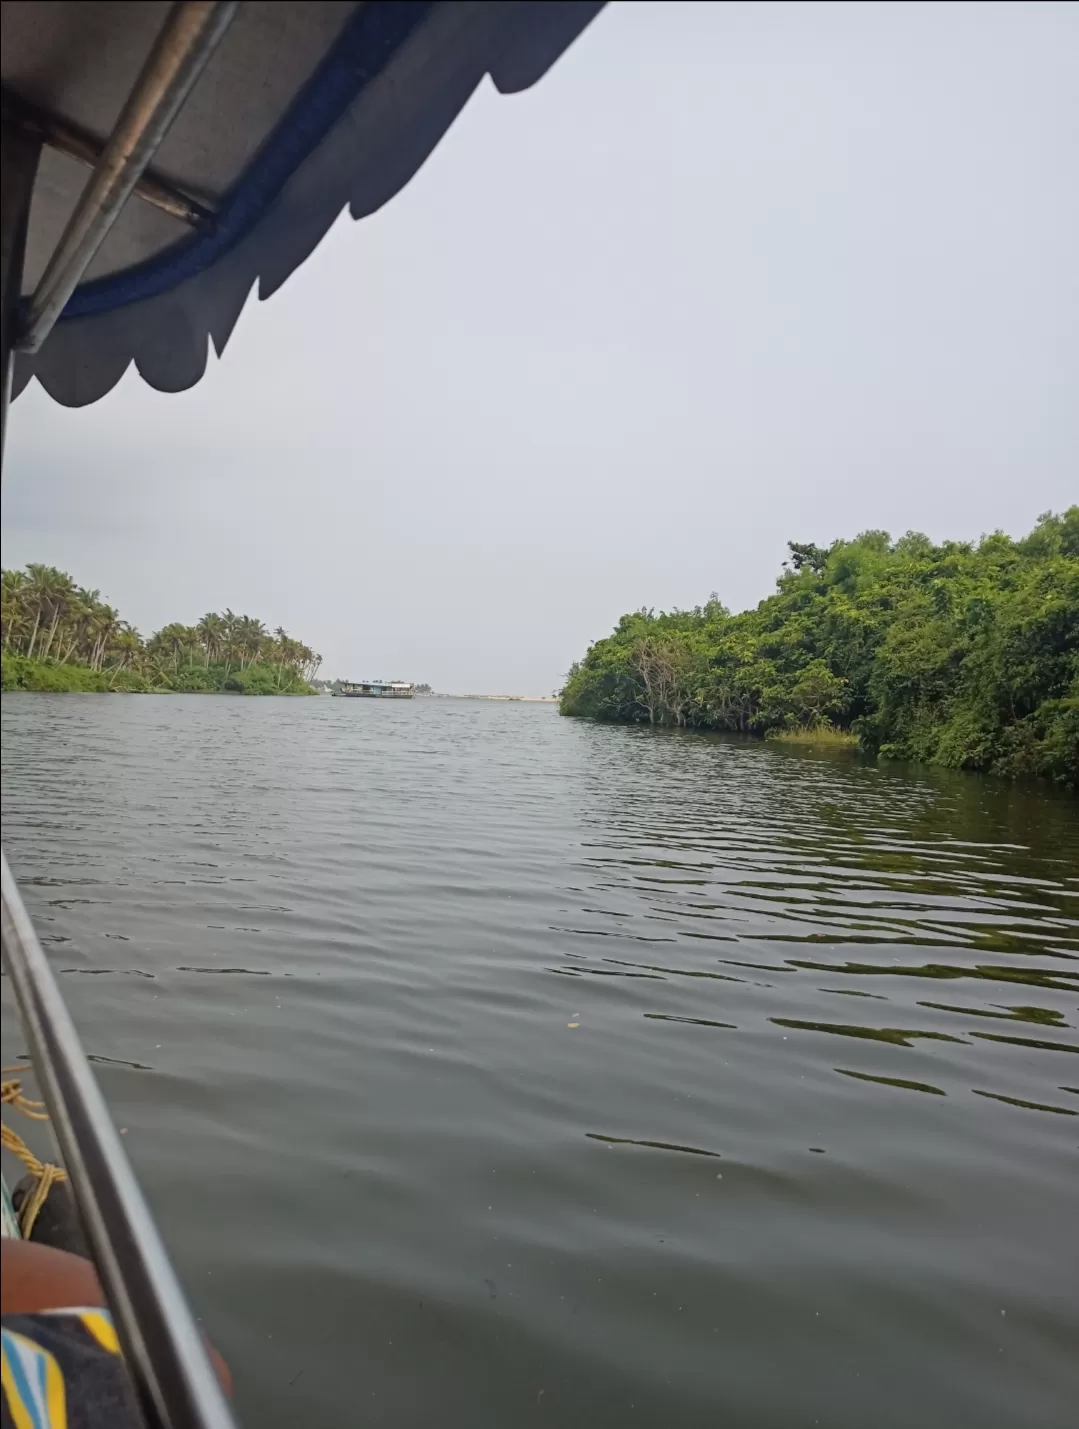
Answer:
[0, 652, 149, 692]
[2, 565, 321, 694]
[560, 511, 1079, 785]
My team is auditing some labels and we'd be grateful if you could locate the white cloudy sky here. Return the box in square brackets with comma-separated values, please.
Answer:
[3, 1, 1076, 694]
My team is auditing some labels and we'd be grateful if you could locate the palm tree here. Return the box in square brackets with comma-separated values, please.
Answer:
[1, 569, 29, 649]
[36, 568, 75, 662]
[23, 564, 64, 659]
[90, 605, 121, 671]
[196, 612, 224, 666]
[269, 627, 295, 687]
[235, 615, 266, 669]
[220, 609, 238, 675]
[106, 625, 143, 684]
[148, 623, 195, 672]
[56, 588, 95, 663]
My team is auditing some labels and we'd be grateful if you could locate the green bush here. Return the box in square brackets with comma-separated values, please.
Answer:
[222, 663, 313, 695]
[1, 653, 155, 692]
[3, 653, 106, 691]
[1, 651, 312, 697]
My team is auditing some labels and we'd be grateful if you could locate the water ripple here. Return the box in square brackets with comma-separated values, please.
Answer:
[2, 697, 1076, 1429]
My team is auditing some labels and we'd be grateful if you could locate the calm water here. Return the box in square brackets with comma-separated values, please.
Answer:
[2, 695, 1077, 1428]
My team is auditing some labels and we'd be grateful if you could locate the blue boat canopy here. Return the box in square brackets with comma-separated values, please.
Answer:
[1, 1, 605, 408]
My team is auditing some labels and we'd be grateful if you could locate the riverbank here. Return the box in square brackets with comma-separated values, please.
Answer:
[766, 725, 860, 748]
[433, 693, 558, 703]
[1, 653, 315, 695]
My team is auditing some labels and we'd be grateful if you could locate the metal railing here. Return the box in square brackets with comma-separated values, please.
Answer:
[2, 861, 238, 1427]
[0, 7, 240, 1424]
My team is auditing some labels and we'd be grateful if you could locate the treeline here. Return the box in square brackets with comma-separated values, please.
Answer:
[2, 564, 321, 694]
[560, 510, 1079, 785]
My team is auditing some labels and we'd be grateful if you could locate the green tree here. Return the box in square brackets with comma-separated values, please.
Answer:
[561, 510, 1079, 786]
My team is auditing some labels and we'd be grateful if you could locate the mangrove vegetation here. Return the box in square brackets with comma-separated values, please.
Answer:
[560, 510, 1079, 785]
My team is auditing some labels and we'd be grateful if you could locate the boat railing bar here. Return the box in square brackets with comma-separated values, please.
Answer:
[17, 0, 238, 355]
[1, 852, 238, 1429]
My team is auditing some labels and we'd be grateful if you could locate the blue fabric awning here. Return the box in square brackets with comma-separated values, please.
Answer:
[2, 1, 605, 406]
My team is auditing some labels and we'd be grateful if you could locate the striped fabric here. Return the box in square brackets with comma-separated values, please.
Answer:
[1, 1310, 138, 1429]
[0, 1327, 66, 1429]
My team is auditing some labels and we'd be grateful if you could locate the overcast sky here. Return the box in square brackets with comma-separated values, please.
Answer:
[3, 1, 1076, 694]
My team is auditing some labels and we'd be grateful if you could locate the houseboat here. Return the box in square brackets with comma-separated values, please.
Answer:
[336, 680, 414, 698]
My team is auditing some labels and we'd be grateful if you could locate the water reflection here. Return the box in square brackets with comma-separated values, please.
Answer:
[643, 1013, 737, 1029]
[972, 1090, 1076, 1116]
[585, 1133, 723, 1158]
[836, 1069, 946, 1096]
[788, 957, 1077, 991]
[771, 1018, 967, 1047]
[970, 1031, 1078, 1055]
[918, 1002, 1071, 1026]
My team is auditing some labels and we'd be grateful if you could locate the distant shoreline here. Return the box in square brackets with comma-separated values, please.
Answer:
[422, 693, 557, 703]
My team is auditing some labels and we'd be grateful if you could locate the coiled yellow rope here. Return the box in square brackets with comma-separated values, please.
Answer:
[2, 1066, 68, 1239]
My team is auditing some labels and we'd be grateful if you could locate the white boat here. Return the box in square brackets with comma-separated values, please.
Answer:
[335, 680, 414, 698]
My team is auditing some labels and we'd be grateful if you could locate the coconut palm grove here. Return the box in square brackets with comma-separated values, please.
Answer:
[2, 565, 321, 694]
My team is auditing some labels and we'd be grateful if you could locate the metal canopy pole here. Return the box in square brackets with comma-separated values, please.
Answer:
[1, 856, 237, 1429]
[1, 89, 214, 230]
[2, 7, 239, 1425]
[17, 0, 238, 355]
